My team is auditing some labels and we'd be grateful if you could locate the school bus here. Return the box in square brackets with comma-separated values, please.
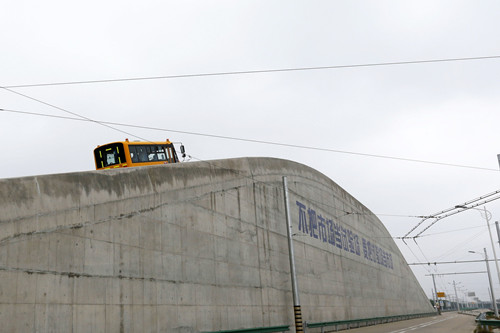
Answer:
[94, 139, 184, 170]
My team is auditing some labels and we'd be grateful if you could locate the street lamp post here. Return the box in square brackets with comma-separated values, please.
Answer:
[469, 249, 499, 317]
[467, 207, 500, 286]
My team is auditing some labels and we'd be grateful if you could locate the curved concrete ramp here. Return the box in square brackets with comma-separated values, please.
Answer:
[0, 157, 433, 332]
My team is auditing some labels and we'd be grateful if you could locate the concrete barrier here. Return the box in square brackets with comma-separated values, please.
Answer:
[0, 157, 433, 332]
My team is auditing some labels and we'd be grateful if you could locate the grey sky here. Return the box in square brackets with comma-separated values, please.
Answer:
[2, 0, 500, 303]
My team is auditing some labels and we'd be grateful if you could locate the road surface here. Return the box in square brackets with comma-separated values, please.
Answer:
[331, 312, 478, 333]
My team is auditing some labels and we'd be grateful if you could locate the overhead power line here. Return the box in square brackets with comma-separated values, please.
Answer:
[426, 271, 487, 276]
[3, 55, 500, 89]
[425, 271, 487, 275]
[402, 190, 500, 239]
[409, 259, 495, 265]
[0, 87, 150, 142]
[2, 107, 499, 172]
[415, 224, 484, 237]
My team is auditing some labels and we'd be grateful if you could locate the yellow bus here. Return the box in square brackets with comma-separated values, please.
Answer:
[94, 139, 184, 170]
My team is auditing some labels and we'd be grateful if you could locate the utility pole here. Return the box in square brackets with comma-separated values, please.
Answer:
[495, 221, 500, 248]
[431, 274, 438, 305]
[489, 287, 492, 309]
[484, 248, 499, 317]
[453, 281, 460, 312]
[483, 207, 500, 287]
[283, 176, 303, 333]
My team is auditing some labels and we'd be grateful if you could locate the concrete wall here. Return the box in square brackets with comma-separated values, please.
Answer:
[0, 157, 433, 332]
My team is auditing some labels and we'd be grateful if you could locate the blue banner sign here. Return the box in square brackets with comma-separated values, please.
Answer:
[296, 201, 393, 269]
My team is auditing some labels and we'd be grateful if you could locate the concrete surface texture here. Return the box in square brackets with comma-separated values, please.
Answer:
[0, 157, 434, 332]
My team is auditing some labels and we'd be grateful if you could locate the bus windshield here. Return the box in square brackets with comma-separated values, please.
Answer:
[94, 143, 126, 169]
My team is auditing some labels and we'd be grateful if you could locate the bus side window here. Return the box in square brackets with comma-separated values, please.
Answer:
[129, 145, 138, 163]
[157, 146, 166, 161]
[136, 146, 148, 162]
[146, 146, 158, 161]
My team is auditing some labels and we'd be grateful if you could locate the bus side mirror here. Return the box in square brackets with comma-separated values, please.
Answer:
[180, 145, 186, 158]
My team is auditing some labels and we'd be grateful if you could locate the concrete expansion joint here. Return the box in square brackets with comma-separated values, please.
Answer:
[0, 205, 84, 224]
[0, 195, 186, 244]
[0, 189, 256, 248]
[0, 179, 251, 225]
[0, 211, 137, 246]
[0, 264, 182, 283]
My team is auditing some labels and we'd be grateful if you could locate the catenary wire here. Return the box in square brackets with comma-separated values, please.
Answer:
[412, 195, 500, 238]
[408, 259, 494, 265]
[3, 55, 500, 89]
[1, 107, 498, 172]
[0, 87, 148, 142]
[433, 229, 486, 261]
[416, 224, 484, 237]
[403, 190, 500, 239]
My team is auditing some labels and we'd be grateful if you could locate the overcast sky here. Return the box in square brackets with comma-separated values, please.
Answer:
[2, 0, 500, 304]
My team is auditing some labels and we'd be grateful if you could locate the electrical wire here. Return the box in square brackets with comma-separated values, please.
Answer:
[402, 190, 500, 239]
[417, 224, 484, 237]
[401, 226, 487, 294]
[2, 107, 498, 172]
[408, 259, 493, 265]
[433, 229, 486, 261]
[415, 240, 434, 268]
[0, 87, 148, 142]
[404, 241, 433, 275]
[413, 196, 500, 238]
[3, 55, 500, 89]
